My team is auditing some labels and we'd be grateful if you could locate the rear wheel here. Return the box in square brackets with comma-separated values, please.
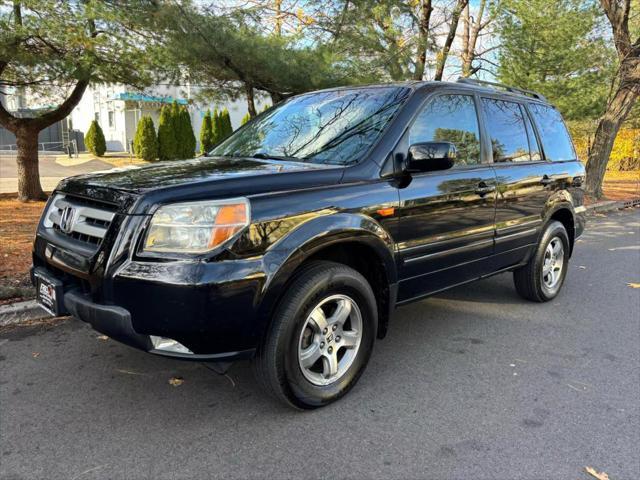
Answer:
[253, 261, 377, 409]
[513, 220, 570, 302]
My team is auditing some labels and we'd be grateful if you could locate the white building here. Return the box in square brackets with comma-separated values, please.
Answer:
[69, 84, 259, 152]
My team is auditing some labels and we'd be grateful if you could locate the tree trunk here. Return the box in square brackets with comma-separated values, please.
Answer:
[15, 127, 46, 201]
[413, 0, 433, 80]
[269, 91, 285, 105]
[585, 82, 639, 198]
[245, 83, 257, 117]
[274, 0, 283, 36]
[461, 4, 471, 77]
[461, 0, 486, 78]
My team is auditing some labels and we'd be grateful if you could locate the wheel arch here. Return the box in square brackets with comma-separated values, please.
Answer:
[257, 213, 398, 342]
[544, 204, 576, 256]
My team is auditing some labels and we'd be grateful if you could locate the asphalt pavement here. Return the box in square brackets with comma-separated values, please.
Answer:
[0, 154, 113, 194]
[0, 154, 112, 178]
[1, 208, 639, 480]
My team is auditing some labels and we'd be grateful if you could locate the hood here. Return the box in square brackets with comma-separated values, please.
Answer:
[57, 156, 337, 193]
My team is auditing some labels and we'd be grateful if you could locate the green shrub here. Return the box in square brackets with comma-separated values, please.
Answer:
[200, 109, 214, 154]
[133, 115, 158, 161]
[211, 108, 223, 145]
[220, 107, 233, 139]
[157, 104, 177, 161]
[84, 120, 106, 157]
[177, 106, 196, 158]
[240, 112, 251, 126]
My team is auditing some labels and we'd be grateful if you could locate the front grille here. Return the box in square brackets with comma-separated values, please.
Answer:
[45, 194, 117, 247]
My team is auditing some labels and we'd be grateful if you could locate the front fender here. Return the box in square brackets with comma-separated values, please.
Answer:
[255, 212, 397, 336]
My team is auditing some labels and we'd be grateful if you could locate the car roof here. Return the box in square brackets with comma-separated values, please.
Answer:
[310, 79, 551, 106]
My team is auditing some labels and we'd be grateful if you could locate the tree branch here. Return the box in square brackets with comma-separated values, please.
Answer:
[33, 79, 89, 129]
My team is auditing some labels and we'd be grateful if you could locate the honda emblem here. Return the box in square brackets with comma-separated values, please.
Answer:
[59, 206, 76, 234]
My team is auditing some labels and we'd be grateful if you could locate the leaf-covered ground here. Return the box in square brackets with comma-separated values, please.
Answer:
[0, 197, 46, 303]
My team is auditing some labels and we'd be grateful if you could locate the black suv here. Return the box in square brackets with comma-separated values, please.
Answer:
[32, 79, 586, 408]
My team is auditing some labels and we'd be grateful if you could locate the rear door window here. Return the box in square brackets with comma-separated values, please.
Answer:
[481, 98, 531, 162]
[528, 104, 576, 161]
[523, 109, 542, 161]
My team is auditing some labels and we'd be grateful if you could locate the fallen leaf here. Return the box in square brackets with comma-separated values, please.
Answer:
[96, 335, 109, 341]
[627, 283, 640, 288]
[32, 352, 40, 358]
[116, 369, 145, 376]
[168, 376, 184, 387]
[585, 466, 609, 480]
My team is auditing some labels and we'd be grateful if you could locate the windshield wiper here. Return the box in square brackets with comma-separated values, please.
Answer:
[251, 152, 304, 162]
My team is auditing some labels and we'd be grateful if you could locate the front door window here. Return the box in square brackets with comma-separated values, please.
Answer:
[408, 94, 481, 166]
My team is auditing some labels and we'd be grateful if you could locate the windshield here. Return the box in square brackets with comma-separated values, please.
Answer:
[211, 87, 410, 165]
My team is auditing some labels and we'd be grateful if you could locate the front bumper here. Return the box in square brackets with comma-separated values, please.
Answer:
[32, 266, 256, 362]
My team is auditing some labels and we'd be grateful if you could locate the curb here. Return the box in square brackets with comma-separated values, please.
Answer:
[585, 198, 640, 214]
[0, 300, 49, 327]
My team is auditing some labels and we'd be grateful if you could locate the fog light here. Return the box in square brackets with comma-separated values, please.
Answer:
[150, 336, 193, 354]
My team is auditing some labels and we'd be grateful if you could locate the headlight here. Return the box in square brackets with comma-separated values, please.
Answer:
[142, 198, 250, 254]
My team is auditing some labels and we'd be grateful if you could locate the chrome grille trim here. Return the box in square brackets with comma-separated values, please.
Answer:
[45, 194, 116, 246]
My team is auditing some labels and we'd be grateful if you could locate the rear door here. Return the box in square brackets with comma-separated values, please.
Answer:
[479, 97, 553, 266]
[395, 93, 498, 302]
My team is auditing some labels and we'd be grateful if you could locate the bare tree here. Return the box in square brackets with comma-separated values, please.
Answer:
[434, 0, 469, 81]
[585, 0, 640, 198]
[460, 0, 498, 77]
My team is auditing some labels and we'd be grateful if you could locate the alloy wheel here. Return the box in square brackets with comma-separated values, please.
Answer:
[297, 294, 363, 386]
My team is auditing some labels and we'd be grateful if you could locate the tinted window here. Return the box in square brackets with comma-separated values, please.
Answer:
[523, 108, 542, 161]
[481, 98, 531, 162]
[528, 104, 575, 161]
[212, 87, 410, 165]
[408, 95, 481, 165]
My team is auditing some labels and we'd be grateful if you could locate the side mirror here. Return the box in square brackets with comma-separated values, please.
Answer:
[406, 142, 457, 173]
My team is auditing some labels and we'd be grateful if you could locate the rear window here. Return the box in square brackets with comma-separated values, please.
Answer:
[528, 104, 576, 161]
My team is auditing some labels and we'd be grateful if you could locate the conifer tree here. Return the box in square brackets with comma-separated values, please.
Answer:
[157, 104, 177, 161]
[200, 109, 214, 154]
[179, 106, 196, 158]
[133, 116, 158, 161]
[211, 108, 222, 146]
[84, 120, 106, 157]
[220, 108, 233, 139]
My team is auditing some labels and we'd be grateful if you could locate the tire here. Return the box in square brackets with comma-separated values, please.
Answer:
[253, 261, 378, 409]
[513, 220, 570, 302]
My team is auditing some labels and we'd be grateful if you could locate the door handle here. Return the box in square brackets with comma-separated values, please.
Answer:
[475, 182, 496, 196]
[540, 175, 553, 186]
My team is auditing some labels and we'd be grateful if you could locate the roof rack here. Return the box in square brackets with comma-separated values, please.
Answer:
[456, 77, 547, 102]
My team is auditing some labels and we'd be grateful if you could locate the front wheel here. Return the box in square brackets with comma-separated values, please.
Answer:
[513, 220, 570, 302]
[253, 261, 377, 409]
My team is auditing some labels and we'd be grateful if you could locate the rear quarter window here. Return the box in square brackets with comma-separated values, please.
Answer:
[528, 104, 576, 161]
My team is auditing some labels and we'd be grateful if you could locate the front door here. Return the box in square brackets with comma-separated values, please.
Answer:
[395, 93, 497, 303]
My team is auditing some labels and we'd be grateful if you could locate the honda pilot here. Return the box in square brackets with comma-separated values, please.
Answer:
[32, 78, 586, 408]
